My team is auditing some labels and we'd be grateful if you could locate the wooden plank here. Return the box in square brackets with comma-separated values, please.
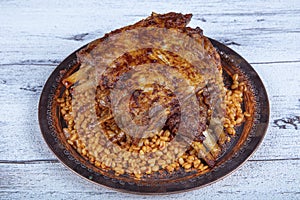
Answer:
[0, 0, 299, 65]
[0, 62, 299, 161]
[1, 159, 299, 199]
[1, 0, 300, 198]
[249, 62, 300, 161]
[0, 65, 57, 161]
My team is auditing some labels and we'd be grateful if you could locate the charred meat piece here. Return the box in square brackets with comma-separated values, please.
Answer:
[75, 12, 226, 167]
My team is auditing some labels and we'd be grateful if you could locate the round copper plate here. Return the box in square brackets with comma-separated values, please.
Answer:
[38, 38, 269, 194]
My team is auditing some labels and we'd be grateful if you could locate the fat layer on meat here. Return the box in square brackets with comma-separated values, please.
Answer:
[74, 12, 226, 166]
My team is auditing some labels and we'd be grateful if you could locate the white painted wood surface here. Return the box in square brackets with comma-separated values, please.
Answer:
[1, 0, 300, 199]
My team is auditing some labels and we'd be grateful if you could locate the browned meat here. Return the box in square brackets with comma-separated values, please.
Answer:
[76, 12, 226, 166]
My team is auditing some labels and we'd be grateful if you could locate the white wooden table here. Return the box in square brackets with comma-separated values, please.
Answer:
[1, 0, 300, 199]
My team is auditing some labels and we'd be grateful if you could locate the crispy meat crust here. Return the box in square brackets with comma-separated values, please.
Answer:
[75, 12, 225, 166]
[77, 12, 221, 71]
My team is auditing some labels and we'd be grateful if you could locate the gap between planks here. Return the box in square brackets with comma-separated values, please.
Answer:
[0, 159, 58, 164]
[1, 157, 300, 165]
[0, 59, 300, 67]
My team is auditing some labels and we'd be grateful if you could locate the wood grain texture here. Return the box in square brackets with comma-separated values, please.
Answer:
[0, 63, 298, 161]
[0, 0, 299, 65]
[1, 160, 299, 199]
[0, 0, 300, 199]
